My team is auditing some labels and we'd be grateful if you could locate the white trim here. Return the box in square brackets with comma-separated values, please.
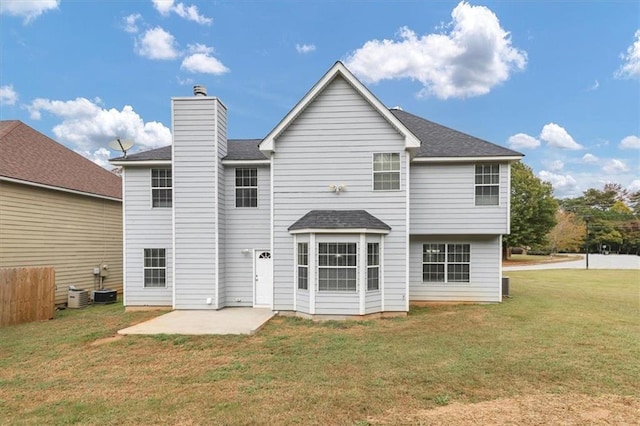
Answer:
[411, 156, 522, 163]
[259, 62, 420, 155]
[405, 154, 410, 312]
[214, 99, 221, 309]
[222, 159, 270, 166]
[507, 163, 512, 232]
[499, 235, 503, 302]
[359, 234, 366, 315]
[380, 237, 385, 311]
[290, 228, 390, 235]
[371, 152, 402, 192]
[171, 100, 176, 309]
[0, 176, 122, 202]
[109, 160, 172, 166]
[122, 169, 127, 306]
[309, 233, 316, 314]
[269, 152, 275, 306]
[252, 248, 256, 307]
[293, 235, 297, 311]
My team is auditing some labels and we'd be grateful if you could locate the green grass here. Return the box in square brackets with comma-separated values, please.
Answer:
[0, 270, 638, 425]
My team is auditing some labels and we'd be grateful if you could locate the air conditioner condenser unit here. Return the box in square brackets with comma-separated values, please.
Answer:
[68, 289, 89, 308]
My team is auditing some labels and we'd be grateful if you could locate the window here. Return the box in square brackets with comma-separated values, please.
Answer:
[367, 243, 380, 291]
[144, 248, 166, 287]
[422, 243, 470, 283]
[235, 168, 258, 207]
[373, 153, 400, 190]
[297, 243, 308, 290]
[318, 243, 357, 292]
[151, 169, 172, 208]
[475, 164, 499, 206]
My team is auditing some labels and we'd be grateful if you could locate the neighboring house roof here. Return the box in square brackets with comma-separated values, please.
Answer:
[0, 120, 122, 200]
[288, 210, 391, 233]
[390, 109, 522, 158]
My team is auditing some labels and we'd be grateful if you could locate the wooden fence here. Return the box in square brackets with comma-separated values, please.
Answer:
[0, 267, 55, 327]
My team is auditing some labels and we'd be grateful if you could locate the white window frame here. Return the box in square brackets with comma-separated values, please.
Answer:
[235, 167, 258, 208]
[475, 163, 500, 206]
[372, 153, 401, 191]
[422, 243, 470, 284]
[366, 242, 380, 291]
[297, 242, 308, 290]
[143, 248, 167, 288]
[151, 168, 172, 208]
[317, 242, 358, 292]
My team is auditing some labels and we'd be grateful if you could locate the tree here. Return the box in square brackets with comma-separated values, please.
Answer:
[547, 210, 585, 253]
[504, 162, 558, 258]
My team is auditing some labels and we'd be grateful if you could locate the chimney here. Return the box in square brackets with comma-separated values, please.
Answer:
[193, 85, 207, 96]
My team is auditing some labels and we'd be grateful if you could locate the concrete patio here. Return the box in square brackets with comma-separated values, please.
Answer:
[117, 307, 276, 335]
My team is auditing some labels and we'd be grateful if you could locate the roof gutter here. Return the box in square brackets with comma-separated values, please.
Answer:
[411, 155, 523, 163]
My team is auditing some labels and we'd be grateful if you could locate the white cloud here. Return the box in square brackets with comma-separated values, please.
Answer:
[582, 153, 599, 164]
[539, 170, 578, 193]
[0, 85, 18, 105]
[540, 123, 582, 150]
[296, 43, 316, 54]
[507, 133, 539, 149]
[587, 80, 599, 91]
[152, 0, 212, 25]
[26, 97, 171, 156]
[75, 147, 112, 169]
[628, 179, 640, 193]
[181, 44, 229, 74]
[615, 30, 640, 79]
[123, 13, 142, 34]
[602, 159, 628, 174]
[344, 1, 527, 99]
[135, 27, 179, 60]
[548, 160, 564, 171]
[0, 0, 59, 23]
[619, 135, 640, 149]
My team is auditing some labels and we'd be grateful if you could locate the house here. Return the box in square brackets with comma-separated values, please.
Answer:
[0, 120, 123, 305]
[110, 62, 522, 318]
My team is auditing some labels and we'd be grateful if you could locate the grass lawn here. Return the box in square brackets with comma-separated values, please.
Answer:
[1, 270, 638, 425]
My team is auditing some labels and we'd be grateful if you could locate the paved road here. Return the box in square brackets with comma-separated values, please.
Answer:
[503, 254, 640, 271]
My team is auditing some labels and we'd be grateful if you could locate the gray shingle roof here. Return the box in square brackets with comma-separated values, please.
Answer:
[288, 210, 391, 231]
[112, 110, 522, 163]
[112, 139, 267, 162]
[390, 109, 522, 158]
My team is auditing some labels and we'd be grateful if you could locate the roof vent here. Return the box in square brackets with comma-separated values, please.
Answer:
[193, 85, 207, 96]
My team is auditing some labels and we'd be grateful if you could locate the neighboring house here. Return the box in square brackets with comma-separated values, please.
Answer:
[110, 62, 522, 318]
[0, 120, 123, 305]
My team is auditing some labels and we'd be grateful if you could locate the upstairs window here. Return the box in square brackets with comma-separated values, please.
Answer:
[235, 168, 258, 207]
[151, 169, 172, 208]
[422, 243, 470, 283]
[475, 164, 499, 206]
[297, 243, 308, 290]
[373, 153, 400, 190]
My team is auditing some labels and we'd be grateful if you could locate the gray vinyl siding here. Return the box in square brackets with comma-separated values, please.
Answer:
[272, 75, 408, 314]
[296, 290, 309, 313]
[223, 165, 270, 306]
[217, 107, 227, 307]
[410, 163, 509, 234]
[172, 97, 226, 309]
[365, 291, 382, 314]
[122, 168, 172, 306]
[409, 235, 501, 302]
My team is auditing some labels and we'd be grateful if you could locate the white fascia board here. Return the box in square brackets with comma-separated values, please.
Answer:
[109, 160, 172, 167]
[259, 61, 421, 154]
[411, 156, 523, 163]
[289, 228, 390, 235]
[221, 159, 271, 166]
[0, 176, 122, 202]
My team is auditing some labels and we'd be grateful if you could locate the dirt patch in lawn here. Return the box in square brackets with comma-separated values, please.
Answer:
[89, 334, 124, 346]
[369, 393, 640, 425]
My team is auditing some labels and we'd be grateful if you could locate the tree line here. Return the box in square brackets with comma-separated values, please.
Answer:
[504, 162, 640, 257]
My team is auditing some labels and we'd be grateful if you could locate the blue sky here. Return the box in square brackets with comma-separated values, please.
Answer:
[1, 0, 638, 198]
